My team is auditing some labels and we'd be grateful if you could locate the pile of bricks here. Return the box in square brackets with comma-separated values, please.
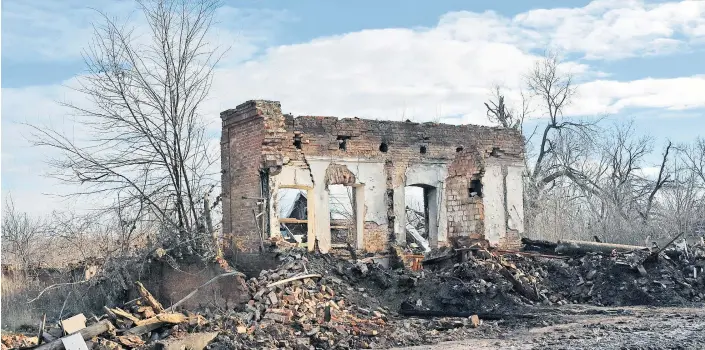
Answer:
[231, 258, 389, 349]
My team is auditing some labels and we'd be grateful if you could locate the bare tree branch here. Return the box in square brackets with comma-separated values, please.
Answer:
[27, 0, 223, 259]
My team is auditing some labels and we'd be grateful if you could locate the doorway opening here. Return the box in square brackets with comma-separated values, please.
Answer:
[404, 184, 439, 246]
[329, 184, 356, 247]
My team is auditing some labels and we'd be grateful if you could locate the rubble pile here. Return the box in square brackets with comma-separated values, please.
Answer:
[418, 243, 705, 309]
[218, 255, 392, 349]
[3, 238, 705, 350]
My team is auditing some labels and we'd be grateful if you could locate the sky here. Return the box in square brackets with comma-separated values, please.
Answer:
[2, 0, 705, 216]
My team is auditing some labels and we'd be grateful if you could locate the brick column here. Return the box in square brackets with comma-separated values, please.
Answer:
[220, 100, 282, 253]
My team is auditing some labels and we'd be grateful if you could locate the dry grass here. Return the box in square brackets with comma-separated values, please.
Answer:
[1, 269, 125, 331]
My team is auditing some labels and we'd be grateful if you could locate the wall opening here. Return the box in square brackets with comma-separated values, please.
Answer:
[420, 145, 427, 154]
[277, 188, 308, 244]
[470, 179, 483, 198]
[456, 146, 464, 153]
[259, 170, 270, 238]
[379, 142, 388, 153]
[337, 136, 350, 151]
[293, 136, 302, 149]
[328, 184, 356, 246]
[404, 184, 438, 246]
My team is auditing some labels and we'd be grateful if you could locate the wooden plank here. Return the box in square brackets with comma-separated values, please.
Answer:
[279, 185, 313, 190]
[124, 313, 186, 336]
[135, 281, 164, 313]
[110, 308, 140, 323]
[279, 218, 308, 224]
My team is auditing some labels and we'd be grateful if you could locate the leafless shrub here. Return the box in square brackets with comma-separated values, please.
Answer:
[1, 196, 50, 268]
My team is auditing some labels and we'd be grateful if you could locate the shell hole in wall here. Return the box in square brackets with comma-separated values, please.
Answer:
[420, 145, 427, 154]
[379, 142, 388, 152]
[456, 146, 464, 153]
[469, 179, 483, 198]
[337, 136, 350, 151]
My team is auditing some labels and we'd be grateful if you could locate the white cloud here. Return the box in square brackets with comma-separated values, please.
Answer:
[636, 166, 663, 179]
[567, 75, 705, 116]
[4, 0, 705, 214]
[514, 0, 705, 59]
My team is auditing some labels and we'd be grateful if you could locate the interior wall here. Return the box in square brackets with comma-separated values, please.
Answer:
[482, 160, 525, 246]
[506, 165, 525, 234]
[483, 164, 505, 245]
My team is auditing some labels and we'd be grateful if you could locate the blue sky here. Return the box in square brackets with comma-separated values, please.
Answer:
[2, 0, 705, 215]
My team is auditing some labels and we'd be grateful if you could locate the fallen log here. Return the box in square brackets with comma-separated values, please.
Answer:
[521, 237, 558, 249]
[495, 249, 569, 260]
[34, 320, 113, 350]
[555, 240, 649, 256]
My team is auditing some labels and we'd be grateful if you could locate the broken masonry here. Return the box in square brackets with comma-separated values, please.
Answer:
[220, 100, 526, 255]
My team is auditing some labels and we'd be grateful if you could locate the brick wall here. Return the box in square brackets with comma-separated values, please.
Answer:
[364, 222, 389, 252]
[446, 147, 485, 239]
[272, 115, 524, 166]
[221, 101, 270, 252]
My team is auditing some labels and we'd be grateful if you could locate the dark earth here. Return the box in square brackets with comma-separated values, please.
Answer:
[391, 305, 705, 349]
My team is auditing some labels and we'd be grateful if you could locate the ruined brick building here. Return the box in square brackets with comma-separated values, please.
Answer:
[221, 100, 525, 254]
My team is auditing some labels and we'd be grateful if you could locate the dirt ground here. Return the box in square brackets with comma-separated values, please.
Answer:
[391, 304, 705, 350]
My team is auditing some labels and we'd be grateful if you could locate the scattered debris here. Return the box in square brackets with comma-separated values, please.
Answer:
[60, 314, 86, 335]
[3, 237, 704, 350]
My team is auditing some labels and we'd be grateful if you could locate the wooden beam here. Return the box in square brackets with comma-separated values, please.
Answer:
[34, 320, 113, 350]
[278, 218, 308, 224]
[555, 240, 648, 256]
[279, 184, 312, 190]
[135, 281, 164, 313]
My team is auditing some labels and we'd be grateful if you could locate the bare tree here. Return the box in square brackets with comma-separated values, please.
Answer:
[519, 51, 604, 222]
[591, 122, 673, 230]
[525, 51, 582, 185]
[658, 150, 704, 242]
[28, 0, 223, 256]
[683, 137, 705, 184]
[513, 53, 698, 245]
[484, 85, 530, 130]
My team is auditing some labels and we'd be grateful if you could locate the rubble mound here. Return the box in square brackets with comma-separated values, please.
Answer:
[419, 249, 705, 309]
[4, 242, 704, 350]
